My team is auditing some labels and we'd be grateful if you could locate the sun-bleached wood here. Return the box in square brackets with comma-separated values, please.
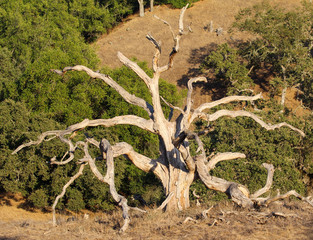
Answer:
[52, 163, 86, 226]
[251, 163, 274, 199]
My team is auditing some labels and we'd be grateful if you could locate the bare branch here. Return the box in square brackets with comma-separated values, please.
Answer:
[81, 139, 132, 232]
[155, 4, 189, 73]
[207, 110, 305, 137]
[146, 34, 162, 72]
[178, 4, 189, 34]
[13, 115, 157, 167]
[183, 217, 198, 224]
[202, 205, 213, 219]
[54, 65, 154, 117]
[194, 93, 262, 116]
[160, 95, 184, 117]
[86, 138, 169, 186]
[157, 192, 174, 211]
[12, 131, 62, 155]
[251, 163, 274, 199]
[206, 152, 246, 171]
[185, 77, 207, 117]
[117, 52, 152, 86]
[261, 190, 313, 207]
[52, 163, 86, 226]
[188, 94, 263, 127]
[153, 15, 175, 39]
[110, 142, 169, 186]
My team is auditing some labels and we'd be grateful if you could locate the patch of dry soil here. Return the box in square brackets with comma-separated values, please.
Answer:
[0, 197, 312, 240]
[94, 0, 302, 107]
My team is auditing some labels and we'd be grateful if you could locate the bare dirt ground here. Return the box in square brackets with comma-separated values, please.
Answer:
[94, 0, 302, 107]
[0, 195, 312, 240]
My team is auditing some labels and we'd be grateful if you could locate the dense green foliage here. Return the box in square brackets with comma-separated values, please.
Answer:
[201, 43, 254, 95]
[232, 1, 313, 107]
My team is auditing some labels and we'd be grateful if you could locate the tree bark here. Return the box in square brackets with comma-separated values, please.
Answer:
[138, 0, 144, 17]
[150, 0, 153, 12]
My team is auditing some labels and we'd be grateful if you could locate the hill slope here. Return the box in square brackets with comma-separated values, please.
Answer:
[94, 0, 302, 107]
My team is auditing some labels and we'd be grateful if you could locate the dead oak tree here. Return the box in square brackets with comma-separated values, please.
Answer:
[13, 5, 312, 232]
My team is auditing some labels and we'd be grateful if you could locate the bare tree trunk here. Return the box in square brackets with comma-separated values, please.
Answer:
[164, 155, 194, 211]
[138, 0, 144, 17]
[281, 85, 287, 106]
[150, 0, 153, 12]
[281, 65, 287, 107]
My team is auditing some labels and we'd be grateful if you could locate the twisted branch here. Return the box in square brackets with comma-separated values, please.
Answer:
[52, 65, 154, 118]
[207, 110, 305, 137]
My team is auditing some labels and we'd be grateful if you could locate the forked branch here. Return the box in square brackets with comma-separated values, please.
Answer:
[207, 110, 305, 137]
[52, 163, 86, 226]
[153, 4, 189, 73]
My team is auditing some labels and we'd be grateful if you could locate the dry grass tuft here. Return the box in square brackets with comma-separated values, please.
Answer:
[0, 199, 312, 240]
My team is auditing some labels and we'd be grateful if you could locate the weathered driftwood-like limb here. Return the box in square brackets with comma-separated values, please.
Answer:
[206, 110, 305, 137]
[202, 205, 213, 219]
[157, 192, 174, 211]
[12, 131, 62, 155]
[185, 77, 207, 122]
[85, 138, 169, 188]
[196, 94, 262, 113]
[84, 139, 132, 232]
[192, 189, 200, 199]
[117, 52, 152, 87]
[189, 93, 263, 125]
[251, 163, 274, 199]
[12, 115, 157, 165]
[147, 35, 161, 73]
[260, 190, 313, 207]
[194, 135, 253, 208]
[53, 65, 154, 117]
[227, 183, 253, 208]
[183, 217, 198, 224]
[52, 163, 86, 226]
[154, 4, 189, 73]
[206, 152, 246, 171]
[248, 164, 313, 207]
[153, 15, 175, 39]
[160, 95, 184, 116]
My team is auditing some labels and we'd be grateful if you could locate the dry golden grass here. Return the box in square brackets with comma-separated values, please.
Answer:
[0, 197, 312, 240]
[94, 0, 303, 108]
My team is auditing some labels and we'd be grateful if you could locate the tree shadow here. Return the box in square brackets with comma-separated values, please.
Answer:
[177, 38, 272, 101]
